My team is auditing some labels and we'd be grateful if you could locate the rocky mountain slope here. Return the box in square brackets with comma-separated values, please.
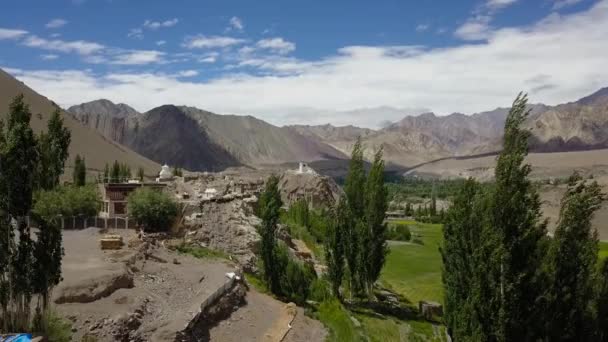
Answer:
[0, 68, 160, 176]
[68, 101, 347, 171]
[289, 89, 607, 167]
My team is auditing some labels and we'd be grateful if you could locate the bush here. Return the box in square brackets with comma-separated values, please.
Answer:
[309, 278, 333, 302]
[33, 184, 100, 219]
[274, 244, 317, 304]
[127, 187, 178, 232]
[387, 223, 411, 241]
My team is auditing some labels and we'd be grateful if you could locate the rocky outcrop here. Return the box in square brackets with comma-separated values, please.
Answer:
[278, 170, 342, 209]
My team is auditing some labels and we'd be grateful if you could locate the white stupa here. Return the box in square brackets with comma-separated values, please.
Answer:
[158, 164, 173, 181]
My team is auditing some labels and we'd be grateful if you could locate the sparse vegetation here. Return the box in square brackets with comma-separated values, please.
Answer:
[387, 223, 412, 241]
[174, 244, 229, 260]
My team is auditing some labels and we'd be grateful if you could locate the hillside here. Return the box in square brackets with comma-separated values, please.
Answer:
[288, 90, 607, 167]
[0, 68, 160, 176]
[68, 101, 347, 171]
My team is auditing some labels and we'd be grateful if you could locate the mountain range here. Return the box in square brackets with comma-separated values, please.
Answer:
[67, 87, 608, 171]
[2, 67, 607, 174]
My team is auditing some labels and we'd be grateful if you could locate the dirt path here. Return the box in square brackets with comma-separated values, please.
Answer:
[208, 289, 327, 341]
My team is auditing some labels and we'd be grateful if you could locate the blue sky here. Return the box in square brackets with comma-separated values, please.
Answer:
[0, 0, 606, 127]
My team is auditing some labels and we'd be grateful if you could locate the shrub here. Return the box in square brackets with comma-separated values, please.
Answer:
[127, 187, 178, 232]
[309, 278, 334, 302]
[33, 184, 100, 219]
[387, 223, 412, 241]
[275, 244, 317, 304]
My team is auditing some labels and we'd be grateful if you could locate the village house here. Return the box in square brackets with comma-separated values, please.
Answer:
[99, 182, 167, 218]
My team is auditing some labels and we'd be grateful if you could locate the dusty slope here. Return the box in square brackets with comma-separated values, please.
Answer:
[0, 68, 159, 175]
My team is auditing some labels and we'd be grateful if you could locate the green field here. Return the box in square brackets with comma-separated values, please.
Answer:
[381, 220, 444, 304]
[600, 241, 608, 260]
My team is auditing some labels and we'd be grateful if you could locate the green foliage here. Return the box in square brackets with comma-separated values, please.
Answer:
[109, 160, 130, 183]
[259, 174, 283, 295]
[137, 167, 145, 182]
[32, 310, 72, 342]
[317, 299, 362, 342]
[36, 109, 71, 190]
[33, 185, 100, 218]
[387, 223, 411, 241]
[72, 154, 87, 186]
[103, 163, 110, 183]
[544, 172, 605, 340]
[127, 187, 177, 232]
[174, 244, 228, 260]
[309, 278, 334, 302]
[277, 244, 317, 305]
[326, 198, 347, 298]
[364, 147, 389, 291]
[387, 178, 471, 202]
[440, 179, 490, 340]
[31, 214, 63, 311]
[173, 166, 183, 177]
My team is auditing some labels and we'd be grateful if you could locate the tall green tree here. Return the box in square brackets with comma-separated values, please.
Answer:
[103, 163, 110, 183]
[490, 93, 549, 340]
[545, 173, 605, 340]
[111, 160, 121, 183]
[37, 109, 71, 190]
[441, 179, 491, 340]
[326, 198, 348, 299]
[343, 137, 366, 295]
[31, 214, 63, 312]
[363, 147, 388, 296]
[259, 175, 283, 295]
[73, 154, 86, 186]
[4, 94, 39, 330]
[137, 167, 145, 182]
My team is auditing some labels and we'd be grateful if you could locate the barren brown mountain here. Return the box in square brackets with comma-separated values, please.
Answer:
[0, 68, 160, 176]
[290, 90, 607, 167]
[69, 101, 347, 171]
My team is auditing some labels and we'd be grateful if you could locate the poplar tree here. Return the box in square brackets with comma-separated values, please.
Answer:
[38, 109, 70, 190]
[490, 93, 548, 340]
[545, 173, 605, 340]
[103, 163, 110, 183]
[4, 94, 39, 330]
[259, 175, 283, 294]
[364, 147, 388, 296]
[441, 179, 491, 340]
[343, 137, 366, 295]
[137, 167, 145, 182]
[326, 198, 347, 299]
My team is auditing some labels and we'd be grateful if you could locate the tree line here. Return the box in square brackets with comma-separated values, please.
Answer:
[0, 95, 71, 332]
[442, 93, 608, 341]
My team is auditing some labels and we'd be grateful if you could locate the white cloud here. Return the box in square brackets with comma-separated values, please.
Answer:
[183, 35, 245, 49]
[486, 0, 518, 10]
[553, 0, 584, 9]
[110, 50, 165, 65]
[178, 70, 199, 77]
[198, 52, 218, 63]
[255, 37, 295, 54]
[7, 1, 608, 128]
[46, 19, 68, 29]
[0, 28, 28, 40]
[143, 18, 179, 30]
[41, 54, 59, 60]
[156, 40, 166, 46]
[229, 16, 244, 31]
[416, 24, 430, 32]
[127, 28, 143, 39]
[455, 15, 492, 40]
[455, 0, 519, 41]
[22, 35, 104, 55]
[50, 33, 61, 38]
